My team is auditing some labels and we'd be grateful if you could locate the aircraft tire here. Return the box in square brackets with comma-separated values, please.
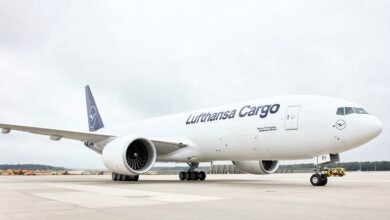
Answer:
[199, 171, 206, 181]
[112, 172, 118, 181]
[179, 171, 185, 181]
[184, 172, 190, 180]
[320, 174, 328, 186]
[132, 175, 139, 181]
[193, 171, 199, 180]
[310, 174, 323, 186]
[189, 172, 196, 180]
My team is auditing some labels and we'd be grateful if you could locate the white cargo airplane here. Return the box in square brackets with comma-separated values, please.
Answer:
[0, 86, 383, 186]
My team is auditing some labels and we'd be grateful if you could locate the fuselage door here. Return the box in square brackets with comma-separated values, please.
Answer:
[285, 106, 301, 130]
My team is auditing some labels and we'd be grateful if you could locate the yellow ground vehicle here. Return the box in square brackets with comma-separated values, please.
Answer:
[324, 168, 346, 177]
[7, 169, 24, 175]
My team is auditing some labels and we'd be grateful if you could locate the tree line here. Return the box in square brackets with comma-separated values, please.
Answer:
[0, 164, 66, 170]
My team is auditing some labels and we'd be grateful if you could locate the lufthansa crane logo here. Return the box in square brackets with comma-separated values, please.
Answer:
[334, 119, 346, 130]
[88, 106, 97, 128]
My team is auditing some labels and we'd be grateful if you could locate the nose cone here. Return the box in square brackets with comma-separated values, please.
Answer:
[341, 115, 383, 149]
[356, 116, 383, 144]
[366, 116, 383, 139]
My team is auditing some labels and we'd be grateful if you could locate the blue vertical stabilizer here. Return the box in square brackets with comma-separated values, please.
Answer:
[85, 85, 104, 132]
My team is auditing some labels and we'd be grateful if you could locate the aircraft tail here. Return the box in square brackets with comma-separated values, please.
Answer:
[85, 85, 104, 132]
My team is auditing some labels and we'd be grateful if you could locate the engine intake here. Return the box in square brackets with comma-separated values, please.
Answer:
[233, 160, 279, 174]
[126, 140, 149, 170]
[102, 135, 156, 175]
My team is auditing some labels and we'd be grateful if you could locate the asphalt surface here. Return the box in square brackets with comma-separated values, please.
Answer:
[0, 172, 389, 220]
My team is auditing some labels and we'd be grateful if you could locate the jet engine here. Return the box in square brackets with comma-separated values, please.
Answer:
[232, 160, 279, 174]
[102, 135, 156, 175]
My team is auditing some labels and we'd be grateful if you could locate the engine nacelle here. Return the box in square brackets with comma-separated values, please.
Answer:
[232, 160, 279, 174]
[102, 135, 156, 175]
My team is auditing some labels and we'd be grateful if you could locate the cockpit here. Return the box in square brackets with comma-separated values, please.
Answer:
[336, 107, 368, 115]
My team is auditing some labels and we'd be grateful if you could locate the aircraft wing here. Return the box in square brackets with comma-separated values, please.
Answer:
[0, 123, 113, 143]
[0, 123, 187, 155]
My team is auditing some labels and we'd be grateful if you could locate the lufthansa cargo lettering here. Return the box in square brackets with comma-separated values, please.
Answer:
[185, 104, 280, 125]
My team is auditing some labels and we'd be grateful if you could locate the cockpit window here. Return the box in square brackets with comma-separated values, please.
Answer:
[353, 107, 368, 114]
[345, 107, 354, 115]
[336, 107, 368, 115]
[336, 107, 345, 115]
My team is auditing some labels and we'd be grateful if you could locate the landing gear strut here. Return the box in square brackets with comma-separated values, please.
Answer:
[310, 164, 328, 186]
[112, 172, 139, 182]
[179, 162, 206, 181]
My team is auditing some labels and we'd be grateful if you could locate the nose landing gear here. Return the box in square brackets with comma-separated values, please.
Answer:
[310, 154, 341, 186]
[179, 162, 206, 181]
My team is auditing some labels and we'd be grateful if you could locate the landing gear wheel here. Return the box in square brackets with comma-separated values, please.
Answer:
[132, 175, 139, 181]
[185, 172, 190, 180]
[310, 174, 323, 186]
[188, 172, 195, 180]
[179, 171, 185, 181]
[112, 172, 118, 181]
[191, 172, 198, 180]
[199, 171, 206, 181]
[121, 174, 127, 181]
[320, 174, 328, 186]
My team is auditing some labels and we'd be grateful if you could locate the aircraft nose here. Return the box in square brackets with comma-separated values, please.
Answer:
[342, 115, 383, 148]
[365, 116, 383, 139]
[362, 116, 383, 140]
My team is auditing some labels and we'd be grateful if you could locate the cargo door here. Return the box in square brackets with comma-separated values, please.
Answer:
[285, 106, 301, 130]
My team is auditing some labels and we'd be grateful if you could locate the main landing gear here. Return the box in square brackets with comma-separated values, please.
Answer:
[112, 172, 139, 182]
[179, 162, 206, 181]
[310, 165, 328, 186]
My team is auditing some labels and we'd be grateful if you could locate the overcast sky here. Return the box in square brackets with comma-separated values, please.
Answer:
[0, 0, 389, 169]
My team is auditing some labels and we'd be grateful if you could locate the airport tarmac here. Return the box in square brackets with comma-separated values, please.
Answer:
[0, 172, 389, 220]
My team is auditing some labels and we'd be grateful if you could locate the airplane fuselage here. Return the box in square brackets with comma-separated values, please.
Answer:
[101, 95, 382, 162]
